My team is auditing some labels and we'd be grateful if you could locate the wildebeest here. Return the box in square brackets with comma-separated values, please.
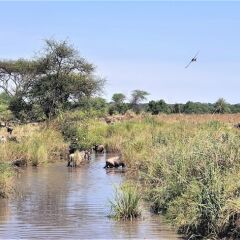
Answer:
[93, 144, 105, 153]
[104, 155, 125, 168]
[67, 150, 91, 167]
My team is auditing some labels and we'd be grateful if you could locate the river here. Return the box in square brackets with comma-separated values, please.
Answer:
[0, 153, 180, 239]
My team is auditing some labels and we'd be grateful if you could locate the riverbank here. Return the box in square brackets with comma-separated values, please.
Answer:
[53, 111, 240, 238]
[0, 123, 67, 197]
[100, 115, 240, 239]
[1, 112, 240, 239]
[0, 155, 180, 239]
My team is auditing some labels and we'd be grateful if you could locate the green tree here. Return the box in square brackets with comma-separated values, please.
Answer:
[213, 98, 230, 114]
[0, 92, 13, 120]
[172, 103, 184, 114]
[130, 90, 149, 113]
[147, 100, 171, 114]
[112, 93, 126, 104]
[182, 101, 213, 114]
[0, 59, 38, 97]
[229, 104, 240, 113]
[0, 39, 105, 119]
[111, 93, 128, 114]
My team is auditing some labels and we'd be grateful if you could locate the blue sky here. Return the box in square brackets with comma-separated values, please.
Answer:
[0, 1, 240, 103]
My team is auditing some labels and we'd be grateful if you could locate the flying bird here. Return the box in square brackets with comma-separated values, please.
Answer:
[185, 51, 199, 68]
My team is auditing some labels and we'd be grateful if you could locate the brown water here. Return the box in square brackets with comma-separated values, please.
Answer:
[0, 154, 180, 239]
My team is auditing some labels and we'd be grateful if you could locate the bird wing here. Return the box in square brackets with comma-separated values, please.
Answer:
[185, 60, 193, 68]
[193, 51, 200, 59]
[185, 51, 200, 68]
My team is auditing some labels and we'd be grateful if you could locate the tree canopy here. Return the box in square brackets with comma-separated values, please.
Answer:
[112, 93, 126, 104]
[130, 90, 149, 113]
[0, 39, 105, 119]
[147, 99, 171, 114]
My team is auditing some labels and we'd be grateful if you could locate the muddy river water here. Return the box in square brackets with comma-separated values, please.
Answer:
[0, 154, 180, 239]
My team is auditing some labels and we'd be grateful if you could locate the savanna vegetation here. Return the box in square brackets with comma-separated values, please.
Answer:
[1, 39, 240, 239]
[61, 113, 240, 239]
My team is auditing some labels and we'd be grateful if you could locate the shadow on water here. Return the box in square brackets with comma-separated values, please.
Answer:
[0, 153, 181, 239]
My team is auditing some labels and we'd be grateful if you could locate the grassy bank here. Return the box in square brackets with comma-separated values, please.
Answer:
[0, 124, 67, 165]
[1, 111, 240, 239]
[0, 123, 67, 197]
[0, 163, 13, 198]
[70, 113, 240, 239]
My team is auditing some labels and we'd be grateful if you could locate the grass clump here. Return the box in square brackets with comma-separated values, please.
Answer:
[110, 182, 141, 220]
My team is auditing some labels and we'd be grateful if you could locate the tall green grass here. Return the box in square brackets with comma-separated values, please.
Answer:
[0, 125, 66, 166]
[0, 163, 13, 198]
[1, 110, 240, 238]
[56, 111, 240, 237]
[110, 182, 141, 220]
[0, 123, 67, 197]
[99, 116, 240, 239]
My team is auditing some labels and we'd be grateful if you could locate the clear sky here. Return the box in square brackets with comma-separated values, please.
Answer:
[0, 1, 240, 104]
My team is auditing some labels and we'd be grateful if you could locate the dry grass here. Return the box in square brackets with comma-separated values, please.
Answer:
[149, 113, 240, 124]
[0, 123, 67, 165]
[0, 123, 67, 197]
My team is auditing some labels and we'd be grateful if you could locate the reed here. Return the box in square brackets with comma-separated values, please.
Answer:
[110, 182, 141, 220]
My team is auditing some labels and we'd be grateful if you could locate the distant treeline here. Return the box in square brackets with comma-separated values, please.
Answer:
[0, 39, 239, 121]
[108, 98, 240, 115]
[1, 88, 239, 121]
[146, 99, 240, 114]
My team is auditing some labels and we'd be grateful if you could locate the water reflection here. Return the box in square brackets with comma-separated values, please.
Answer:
[0, 154, 180, 239]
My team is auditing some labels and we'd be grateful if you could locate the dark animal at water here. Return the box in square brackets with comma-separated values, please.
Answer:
[185, 51, 199, 68]
[67, 150, 90, 167]
[104, 156, 125, 168]
[94, 144, 105, 153]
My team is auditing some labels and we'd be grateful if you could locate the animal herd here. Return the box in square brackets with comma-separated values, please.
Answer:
[0, 121, 125, 170]
[67, 144, 126, 169]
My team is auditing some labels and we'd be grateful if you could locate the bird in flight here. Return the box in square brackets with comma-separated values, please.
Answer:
[185, 51, 199, 68]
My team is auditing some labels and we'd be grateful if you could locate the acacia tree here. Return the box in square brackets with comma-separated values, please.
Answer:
[130, 90, 149, 113]
[0, 59, 38, 97]
[111, 93, 127, 114]
[112, 93, 126, 104]
[0, 39, 104, 119]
